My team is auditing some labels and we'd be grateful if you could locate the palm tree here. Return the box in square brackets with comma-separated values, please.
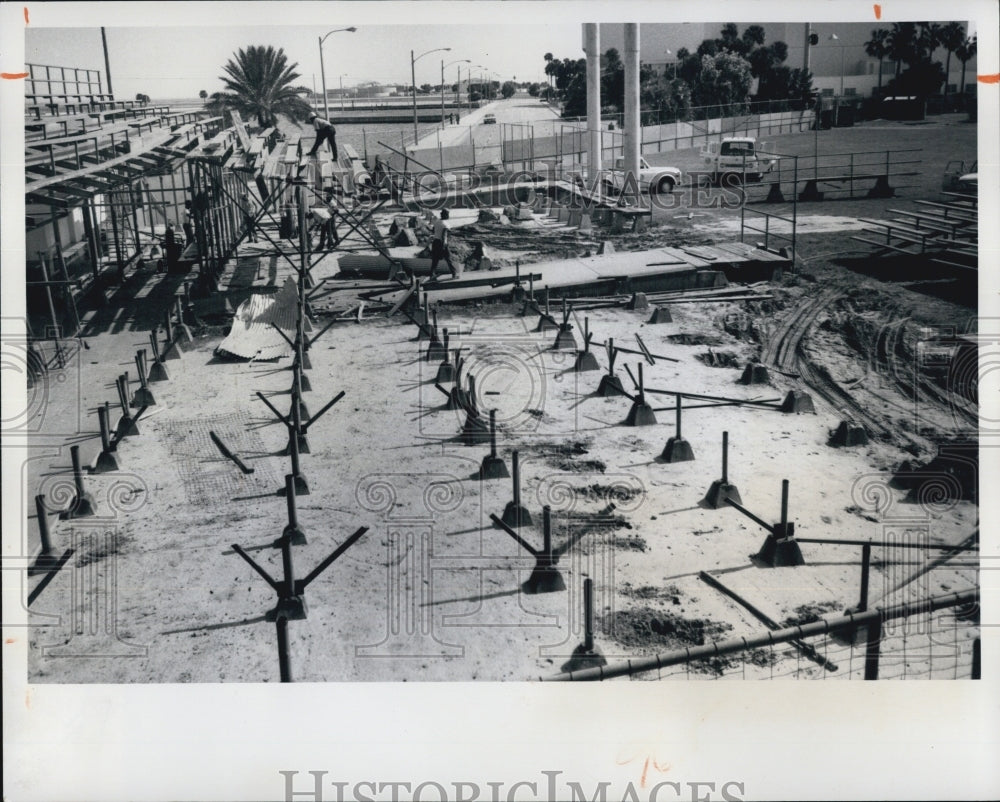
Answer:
[886, 22, 917, 80]
[864, 29, 891, 95]
[199, 89, 208, 99]
[543, 52, 554, 93]
[955, 35, 977, 105]
[218, 44, 312, 127]
[938, 22, 966, 101]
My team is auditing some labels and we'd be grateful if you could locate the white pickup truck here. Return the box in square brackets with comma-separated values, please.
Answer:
[604, 156, 683, 194]
[700, 137, 775, 185]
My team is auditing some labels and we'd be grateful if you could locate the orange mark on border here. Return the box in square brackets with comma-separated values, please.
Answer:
[873, 4, 881, 19]
[979, 74, 1000, 84]
[5, 638, 15, 644]
[24, 6, 29, 24]
[2, 72, 29, 79]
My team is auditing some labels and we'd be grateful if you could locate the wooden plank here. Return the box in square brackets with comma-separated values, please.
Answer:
[658, 245, 709, 269]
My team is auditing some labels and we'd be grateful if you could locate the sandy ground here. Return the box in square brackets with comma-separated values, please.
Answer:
[20, 115, 979, 683]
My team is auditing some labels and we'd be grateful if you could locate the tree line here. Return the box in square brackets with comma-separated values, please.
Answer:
[541, 22, 977, 121]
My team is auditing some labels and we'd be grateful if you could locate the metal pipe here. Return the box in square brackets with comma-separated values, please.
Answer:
[285, 474, 299, 531]
[724, 497, 772, 532]
[858, 542, 871, 613]
[280, 525, 296, 596]
[98, 404, 113, 452]
[276, 616, 292, 682]
[542, 505, 552, 558]
[546, 589, 975, 681]
[489, 409, 497, 458]
[721, 431, 729, 483]
[864, 617, 881, 680]
[796, 537, 977, 552]
[780, 479, 789, 528]
[35, 495, 54, 556]
[583, 577, 595, 652]
[70, 445, 86, 498]
[675, 393, 682, 437]
[512, 450, 521, 508]
[116, 375, 129, 413]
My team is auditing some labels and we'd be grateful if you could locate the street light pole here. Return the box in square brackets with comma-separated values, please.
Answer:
[410, 46, 451, 146]
[318, 26, 357, 121]
[441, 58, 470, 128]
[339, 75, 346, 111]
[411, 50, 418, 144]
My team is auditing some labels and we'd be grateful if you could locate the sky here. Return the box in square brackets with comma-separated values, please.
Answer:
[18, 1, 987, 102]
[25, 24, 585, 100]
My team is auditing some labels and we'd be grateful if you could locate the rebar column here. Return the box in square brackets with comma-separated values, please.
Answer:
[276, 616, 292, 682]
[35, 494, 54, 558]
[501, 450, 532, 527]
[479, 409, 509, 479]
[61, 444, 95, 518]
[92, 404, 119, 473]
[281, 473, 307, 545]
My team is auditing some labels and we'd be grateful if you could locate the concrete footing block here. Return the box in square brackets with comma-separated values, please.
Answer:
[702, 480, 741, 508]
[461, 412, 491, 445]
[561, 642, 607, 673]
[625, 292, 648, 310]
[278, 474, 310, 496]
[781, 390, 815, 414]
[523, 564, 565, 595]
[756, 526, 805, 567]
[648, 306, 672, 324]
[147, 361, 169, 382]
[60, 493, 95, 521]
[830, 420, 869, 447]
[597, 240, 615, 255]
[625, 401, 657, 426]
[436, 362, 456, 383]
[596, 374, 627, 397]
[501, 502, 532, 529]
[574, 351, 600, 372]
[553, 328, 577, 350]
[660, 437, 694, 462]
[479, 454, 510, 480]
[739, 363, 770, 384]
[91, 450, 120, 474]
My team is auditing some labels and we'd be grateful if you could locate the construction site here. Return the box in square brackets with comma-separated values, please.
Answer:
[12, 32, 982, 685]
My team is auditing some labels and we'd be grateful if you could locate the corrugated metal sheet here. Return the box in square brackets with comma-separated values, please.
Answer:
[215, 276, 300, 360]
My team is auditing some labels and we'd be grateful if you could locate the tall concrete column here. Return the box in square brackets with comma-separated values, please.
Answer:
[623, 23, 641, 198]
[584, 23, 602, 177]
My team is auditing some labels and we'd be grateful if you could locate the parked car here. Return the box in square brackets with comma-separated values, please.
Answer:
[942, 160, 977, 193]
[604, 156, 682, 194]
[483, 113, 497, 125]
[700, 137, 775, 184]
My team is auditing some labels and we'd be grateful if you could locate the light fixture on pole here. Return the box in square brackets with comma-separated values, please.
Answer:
[442, 58, 471, 127]
[665, 49, 677, 79]
[318, 26, 357, 120]
[411, 47, 451, 146]
[829, 33, 846, 98]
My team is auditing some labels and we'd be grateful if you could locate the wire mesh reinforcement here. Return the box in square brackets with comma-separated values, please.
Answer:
[165, 411, 278, 506]
[546, 589, 978, 681]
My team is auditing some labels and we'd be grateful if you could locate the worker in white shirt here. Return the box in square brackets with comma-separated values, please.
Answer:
[429, 209, 458, 280]
[306, 113, 338, 159]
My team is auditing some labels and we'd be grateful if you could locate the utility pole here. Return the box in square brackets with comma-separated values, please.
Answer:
[101, 27, 113, 95]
